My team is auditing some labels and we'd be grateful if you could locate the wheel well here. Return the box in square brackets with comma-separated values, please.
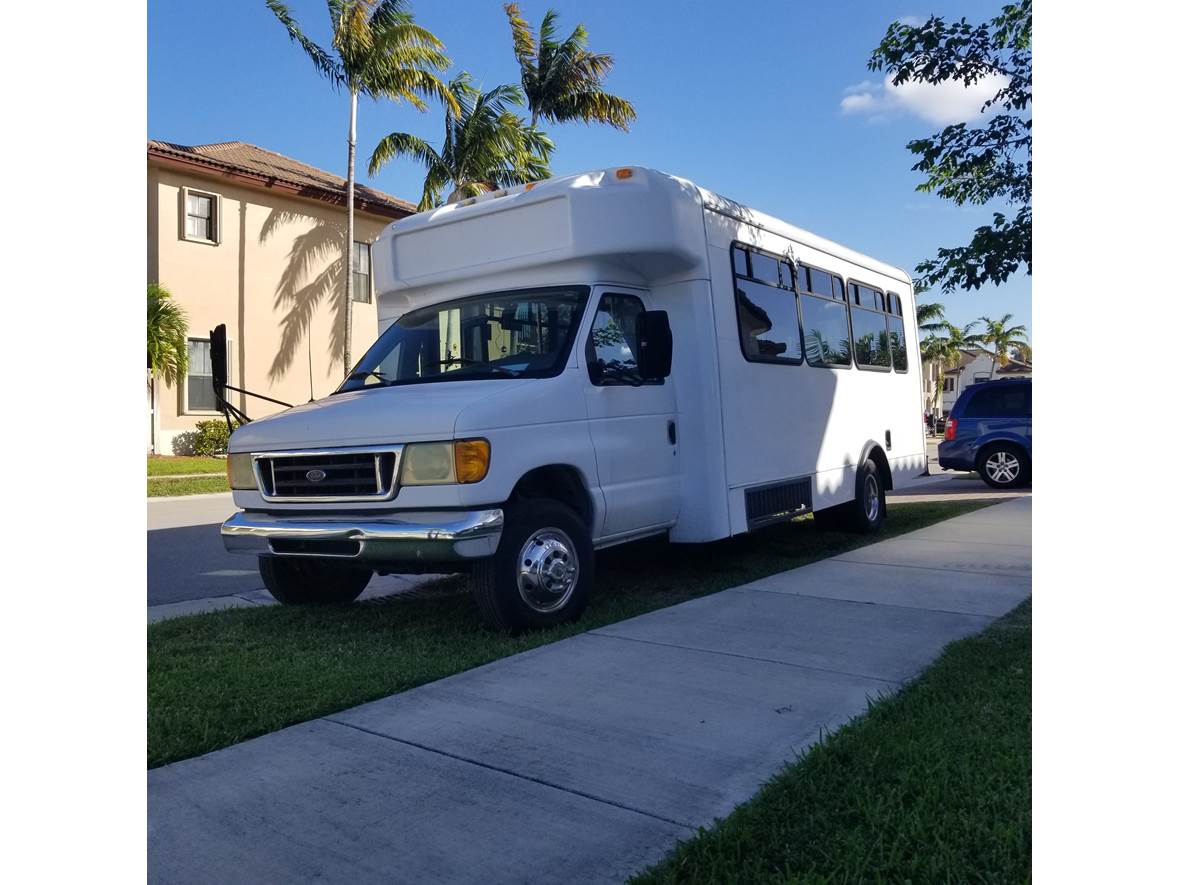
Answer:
[509, 465, 594, 527]
[865, 445, 893, 491]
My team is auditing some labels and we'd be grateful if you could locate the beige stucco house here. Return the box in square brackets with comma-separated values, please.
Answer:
[147, 140, 415, 453]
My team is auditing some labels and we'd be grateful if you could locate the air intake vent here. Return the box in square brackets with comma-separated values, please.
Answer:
[745, 478, 812, 529]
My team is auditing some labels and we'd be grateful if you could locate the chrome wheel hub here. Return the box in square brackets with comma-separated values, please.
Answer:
[516, 527, 579, 613]
[864, 474, 880, 522]
[985, 451, 1020, 484]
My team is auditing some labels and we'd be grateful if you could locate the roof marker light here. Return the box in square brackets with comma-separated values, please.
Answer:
[615, 168, 634, 180]
[524, 182, 537, 191]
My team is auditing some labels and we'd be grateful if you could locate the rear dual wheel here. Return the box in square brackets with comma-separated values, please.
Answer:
[812, 458, 885, 534]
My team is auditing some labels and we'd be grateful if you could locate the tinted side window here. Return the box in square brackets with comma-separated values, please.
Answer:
[801, 295, 851, 366]
[736, 279, 803, 363]
[964, 385, 1032, 418]
[886, 314, 908, 371]
[851, 308, 890, 368]
[749, 252, 780, 285]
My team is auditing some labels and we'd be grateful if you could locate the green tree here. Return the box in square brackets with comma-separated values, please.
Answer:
[147, 282, 189, 387]
[265, 0, 453, 374]
[503, 3, 635, 131]
[977, 313, 1030, 377]
[917, 301, 946, 331]
[920, 321, 982, 416]
[870, 1, 1031, 292]
[369, 73, 553, 210]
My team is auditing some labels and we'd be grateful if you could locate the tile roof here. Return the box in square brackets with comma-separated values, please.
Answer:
[148, 140, 416, 218]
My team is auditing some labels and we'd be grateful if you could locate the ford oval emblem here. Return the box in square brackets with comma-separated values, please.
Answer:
[305, 469, 327, 482]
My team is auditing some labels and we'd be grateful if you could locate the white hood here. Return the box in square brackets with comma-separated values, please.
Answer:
[228, 379, 542, 452]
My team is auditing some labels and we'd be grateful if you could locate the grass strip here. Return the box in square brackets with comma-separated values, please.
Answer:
[147, 456, 226, 477]
[149, 500, 995, 768]
[632, 599, 1031, 885]
[148, 475, 229, 497]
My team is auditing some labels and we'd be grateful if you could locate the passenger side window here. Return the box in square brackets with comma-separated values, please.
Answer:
[886, 291, 908, 372]
[733, 244, 803, 365]
[849, 282, 891, 370]
[964, 385, 1031, 418]
[798, 263, 851, 367]
[587, 293, 647, 385]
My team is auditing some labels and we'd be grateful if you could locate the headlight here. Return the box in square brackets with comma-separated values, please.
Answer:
[401, 439, 490, 485]
[227, 453, 258, 490]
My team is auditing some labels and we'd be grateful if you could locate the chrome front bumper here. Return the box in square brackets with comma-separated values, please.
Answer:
[221, 508, 504, 562]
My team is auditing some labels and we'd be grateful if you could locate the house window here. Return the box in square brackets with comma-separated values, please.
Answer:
[184, 189, 218, 242]
[352, 242, 372, 303]
[974, 373, 990, 384]
[942, 376, 956, 393]
[186, 338, 218, 412]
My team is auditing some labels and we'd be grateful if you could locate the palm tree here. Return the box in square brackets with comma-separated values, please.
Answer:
[148, 282, 189, 387]
[503, 3, 635, 131]
[369, 73, 553, 209]
[265, 0, 453, 375]
[148, 282, 189, 454]
[977, 314, 1030, 377]
[916, 301, 946, 332]
[920, 322, 982, 417]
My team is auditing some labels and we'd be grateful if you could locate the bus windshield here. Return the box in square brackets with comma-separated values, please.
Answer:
[337, 286, 590, 392]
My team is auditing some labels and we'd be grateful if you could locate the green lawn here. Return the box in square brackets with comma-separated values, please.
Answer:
[149, 500, 995, 768]
[147, 455, 226, 476]
[147, 475, 229, 497]
[632, 600, 1031, 885]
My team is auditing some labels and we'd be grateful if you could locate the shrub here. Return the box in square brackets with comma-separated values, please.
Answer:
[184, 420, 230, 456]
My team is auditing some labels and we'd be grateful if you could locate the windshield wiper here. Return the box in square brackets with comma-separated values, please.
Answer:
[346, 369, 395, 385]
[419, 358, 523, 377]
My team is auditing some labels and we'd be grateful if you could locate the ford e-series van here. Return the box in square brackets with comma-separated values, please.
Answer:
[221, 167, 926, 631]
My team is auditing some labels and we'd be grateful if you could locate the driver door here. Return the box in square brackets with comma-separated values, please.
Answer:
[582, 289, 680, 537]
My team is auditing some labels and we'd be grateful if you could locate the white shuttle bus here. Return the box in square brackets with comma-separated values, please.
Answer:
[222, 167, 927, 631]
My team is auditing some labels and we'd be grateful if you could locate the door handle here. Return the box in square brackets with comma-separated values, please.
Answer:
[667, 420, 677, 445]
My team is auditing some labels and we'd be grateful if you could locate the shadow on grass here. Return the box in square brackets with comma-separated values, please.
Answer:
[148, 500, 998, 768]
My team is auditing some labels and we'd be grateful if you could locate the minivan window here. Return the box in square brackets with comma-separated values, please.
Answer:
[964, 384, 1031, 418]
[337, 286, 589, 391]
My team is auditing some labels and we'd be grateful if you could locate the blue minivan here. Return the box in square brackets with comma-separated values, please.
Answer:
[937, 378, 1032, 489]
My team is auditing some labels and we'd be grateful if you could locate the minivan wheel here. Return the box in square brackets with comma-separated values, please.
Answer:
[978, 444, 1029, 489]
[844, 458, 886, 533]
[472, 499, 595, 633]
[258, 556, 372, 605]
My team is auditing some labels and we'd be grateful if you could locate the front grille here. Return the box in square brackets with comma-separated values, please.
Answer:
[256, 449, 398, 501]
[745, 478, 812, 529]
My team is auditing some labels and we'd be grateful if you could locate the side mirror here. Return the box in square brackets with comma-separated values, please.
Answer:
[210, 324, 228, 406]
[636, 310, 673, 380]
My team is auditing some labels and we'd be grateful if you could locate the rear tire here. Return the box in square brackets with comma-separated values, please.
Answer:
[843, 458, 886, 533]
[472, 499, 594, 633]
[258, 556, 372, 605]
[977, 443, 1030, 489]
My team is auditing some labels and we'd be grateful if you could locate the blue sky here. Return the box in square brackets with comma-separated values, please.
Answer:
[148, 0, 1030, 341]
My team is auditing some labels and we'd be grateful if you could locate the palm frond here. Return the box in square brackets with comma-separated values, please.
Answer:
[503, 3, 537, 73]
[265, 0, 343, 87]
[368, 131, 442, 175]
[147, 282, 190, 387]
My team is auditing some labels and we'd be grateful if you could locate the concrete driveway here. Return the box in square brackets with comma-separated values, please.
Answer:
[149, 498, 1032, 884]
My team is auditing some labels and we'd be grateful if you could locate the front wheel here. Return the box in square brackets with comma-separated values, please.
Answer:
[258, 556, 372, 605]
[472, 499, 595, 633]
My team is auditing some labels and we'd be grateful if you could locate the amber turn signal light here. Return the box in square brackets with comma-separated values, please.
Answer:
[454, 439, 491, 483]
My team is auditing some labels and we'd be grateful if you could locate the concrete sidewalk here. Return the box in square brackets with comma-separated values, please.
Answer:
[149, 498, 1031, 884]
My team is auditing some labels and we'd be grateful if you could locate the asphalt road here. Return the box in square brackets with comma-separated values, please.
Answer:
[147, 494, 262, 606]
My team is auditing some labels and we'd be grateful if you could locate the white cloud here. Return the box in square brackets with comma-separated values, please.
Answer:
[840, 72, 1009, 126]
[896, 15, 926, 27]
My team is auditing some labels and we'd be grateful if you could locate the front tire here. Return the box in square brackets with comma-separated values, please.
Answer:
[978, 443, 1030, 489]
[259, 556, 372, 605]
[472, 499, 594, 633]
